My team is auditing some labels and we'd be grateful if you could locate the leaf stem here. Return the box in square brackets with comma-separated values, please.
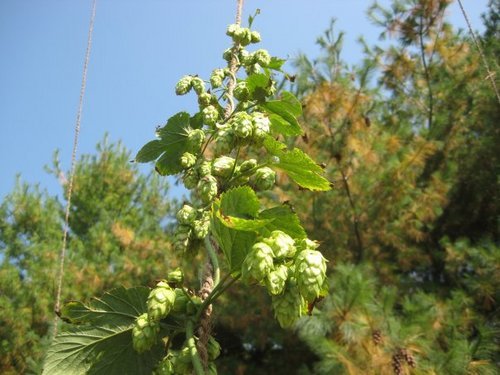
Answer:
[186, 320, 205, 375]
[204, 236, 220, 286]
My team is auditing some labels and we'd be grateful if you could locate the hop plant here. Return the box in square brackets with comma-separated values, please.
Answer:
[147, 281, 176, 321]
[253, 49, 271, 67]
[250, 30, 261, 43]
[264, 230, 296, 258]
[180, 152, 197, 169]
[202, 105, 219, 126]
[192, 211, 211, 239]
[251, 112, 270, 142]
[175, 75, 193, 95]
[198, 175, 218, 204]
[212, 156, 236, 178]
[172, 288, 189, 313]
[242, 242, 274, 282]
[198, 92, 212, 107]
[191, 77, 205, 95]
[207, 336, 221, 361]
[132, 313, 160, 353]
[272, 281, 304, 328]
[254, 167, 276, 191]
[266, 264, 289, 295]
[232, 112, 253, 138]
[173, 225, 191, 252]
[187, 129, 205, 153]
[234, 81, 250, 101]
[167, 268, 184, 285]
[197, 159, 212, 177]
[182, 168, 199, 189]
[210, 68, 225, 88]
[239, 158, 257, 172]
[295, 249, 327, 301]
[214, 126, 235, 155]
[155, 357, 174, 375]
[176, 204, 197, 225]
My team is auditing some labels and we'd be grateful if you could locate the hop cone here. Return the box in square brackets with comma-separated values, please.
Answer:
[202, 105, 219, 126]
[251, 112, 270, 143]
[173, 225, 191, 252]
[191, 77, 205, 95]
[197, 160, 212, 177]
[242, 242, 274, 282]
[147, 281, 176, 321]
[172, 288, 189, 313]
[187, 129, 205, 153]
[253, 49, 271, 67]
[193, 211, 210, 239]
[234, 81, 250, 101]
[182, 168, 199, 189]
[251, 30, 261, 43]
[264, 230, 296, 258]
[198, 175, 218, 204]
[198, 92, 212, 107]
[208, 336, 221, 361]
[266, 264, 289, 295]
[175, 75, 192, 95]
[167, 268, 184, 284]
[214, 126, 235, 154]
[180, 152, 196, 169]
[155, 357, 174, 375]
[132, 313, 159, 353]
[239, 158, 257, 173]
[210, 69, 225, 88]
[295, 249, 327, 301]
[176, 204, 197, 225]
[272, 281, 304, 328]
[212, 156, 235, 178]
[254, 167, 276, 191]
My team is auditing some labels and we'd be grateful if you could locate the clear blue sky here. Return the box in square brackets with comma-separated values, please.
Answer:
[0, 0, 489, 200]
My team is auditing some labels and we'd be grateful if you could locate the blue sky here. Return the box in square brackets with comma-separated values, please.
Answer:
[0, 0, 490, 200]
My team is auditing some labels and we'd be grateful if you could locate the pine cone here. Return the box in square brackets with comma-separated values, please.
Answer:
[391, 351, 403, 375]
[372, 329, 383, 346]
[147, 281, 176, 321]
[295, 249, 327, 302]
[132, 313, 159, 353]
[400, 348, 416, 368]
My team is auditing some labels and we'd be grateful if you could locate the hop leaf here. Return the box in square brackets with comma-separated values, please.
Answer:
[147, 281, 176, 321]
[272, 281, 304, 328]
[202, 105, 219, 126]
[295, 249, 327, 301]
[242, 242, 274, 282]
[198, 175, 218, 204]
[175, 75, 193, 95]
[132, 313, 159, 353]
[266, 264, 289, 295]
[176, 204, 197, 225]
[254, 167, 276, 191]
[212, 156, 236, 178]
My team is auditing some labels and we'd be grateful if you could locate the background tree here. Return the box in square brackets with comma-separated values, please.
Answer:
[0, 138, 176, 374]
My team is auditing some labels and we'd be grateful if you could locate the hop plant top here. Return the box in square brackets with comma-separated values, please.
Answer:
[43, 16, 331, 375]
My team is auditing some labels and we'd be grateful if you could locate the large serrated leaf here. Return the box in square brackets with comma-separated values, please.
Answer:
[135, 111, 198, 176]
[216, 211, 272, 231]
[261, 91, 303, 136]
[259, 205, 307, 240]
[264, 137, 331, 191]
[220, 186, 260, 218]
[43, 287, 164, 375]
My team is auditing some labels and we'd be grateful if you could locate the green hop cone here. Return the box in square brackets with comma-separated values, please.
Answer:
[208, 336, 221, 361]
[245, 63, 261, 76]
[191, 77, 205, 95]
[210, 68, 225, 88]
[272, 282, 304, 328]
[251, 112, 270, 143]
[132, 313, 159, 353]
[167, 268, 184, 284]
[182, 168, 199, 189]
[239, 50, 253, 66]
[254, 167, 276, 191]
[263, 230, 296, 258]
[214, 126, 235, 155]
[212, 156, 235, 178]
[253, 49, 271, 67]
[173, 225, 191, 252]
[234, 27, 252, 46]
[295, 249, 327, 302]
[223, 48, 233, 62]
[175, 75, 193, 95]
[232, 112, 253, 138]
[180, 152, 197, 169]
[202, 105, 219, 126]
[147, 281, 176, 321]
[239, 158, 257, 173]
[198, 92, 212, 107]
[296, 238, 320, 252]
[242, 242, 274, 283]
[266, 264, 289, 295]
[251, 30, 261, 43]
[172, 347, 192, 374]
[226, 23, 239, 37]
[234, 81, 250, 101]
[197, 159, 212, 177]
[176, 204, 197, 225]
[187, 129, 205, 153]
[198, 175, 218, 204]
[192, 211, 210, 239]
[155, 357, 174, 375]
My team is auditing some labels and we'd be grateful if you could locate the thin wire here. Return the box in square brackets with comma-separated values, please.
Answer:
[53, 0, 97, 337]
[457, 0, 500, 104]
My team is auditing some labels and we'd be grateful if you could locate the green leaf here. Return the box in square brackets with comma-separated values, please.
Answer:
[216, 211, 272, 231]
[264, 137, 331, 191]
[212, 187, 262, 271]
[246, 73, 272, 102]
[261, 91, 303, 136]
[267, 57, 286, 71]
[43, 287, 164, 375]
[135, 111, 198, 176]
[259, 205, 307, 240]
